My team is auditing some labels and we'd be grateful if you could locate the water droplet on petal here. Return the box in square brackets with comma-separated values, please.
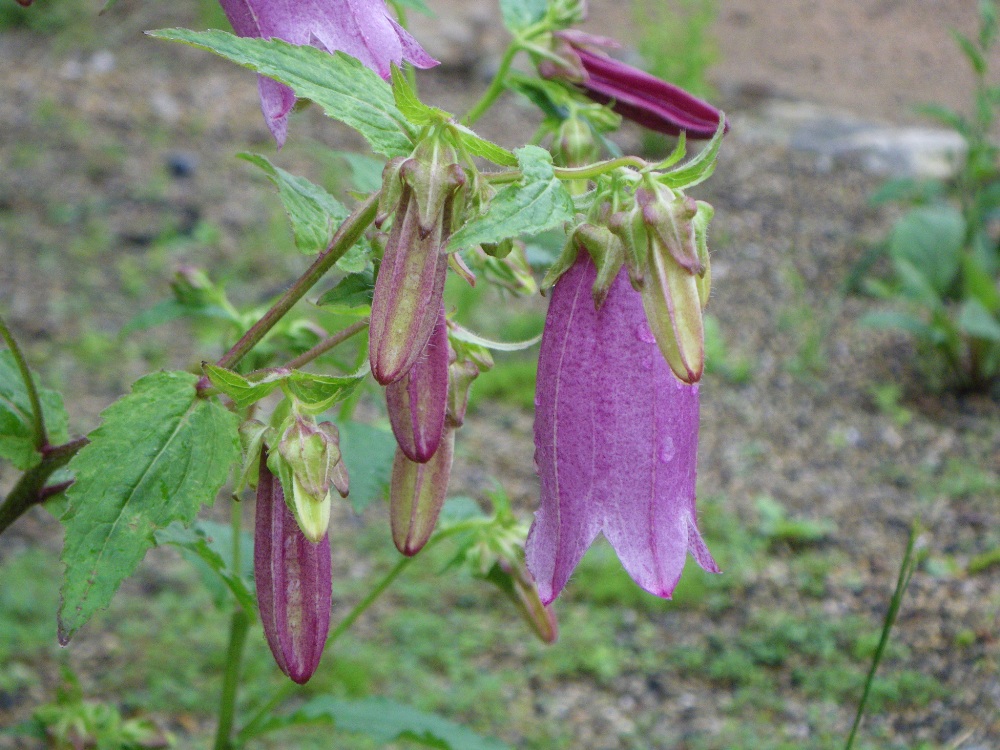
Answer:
[634, 321, 656, 344]
[658, 437, 675, 464]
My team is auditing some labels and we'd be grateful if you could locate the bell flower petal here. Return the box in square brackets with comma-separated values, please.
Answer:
[217, 0, 437, 145]
[526, 255, 718, 604]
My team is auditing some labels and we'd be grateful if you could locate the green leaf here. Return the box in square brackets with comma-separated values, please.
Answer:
[951, 29, 987, 76]
[255, 696, 510, 749]
[0, 350, 70, 471]
[285, 370, 367, 414]
[889, 206, 965, 297]
[962, 251, 1000, 312]
[239, 153, 347, 254]
[336, 152, 386, 193]
[658, 114, 727, 190]
[149, 29, 413, 157]
[336, 421, 396, 512]
[58, 371, 240, 642]
[958, 299, 1000, 341]
[203, 363, 286, 409]
[391, 64, 446, 125]
[913, 103, 968, 134]
[448, 146, 574, 251]
[450, 123, 518, 167]
[860, 310, 935, 338]
[155, 520, 256, 614]
[390, 0, 434, 15]
[315, 271, 375, 313]
[499, 0, 547, 32]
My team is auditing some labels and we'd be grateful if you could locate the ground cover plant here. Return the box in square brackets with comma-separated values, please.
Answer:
[1, 1, 998, 749]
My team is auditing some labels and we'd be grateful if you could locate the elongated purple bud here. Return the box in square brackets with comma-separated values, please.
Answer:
[390, 429, 455, 556]
[255, 449, 332, 684]
[385, 305, 449, 462]
[369, 185, 449, 385]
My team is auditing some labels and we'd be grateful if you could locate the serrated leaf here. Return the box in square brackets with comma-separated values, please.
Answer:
[239, 153, 348, 254]
[203, 363, 286, 409]
[336, 421, 396, 512]
[255, 696, 510, 749]
[316, 271, 375, 312]
[499, 0, 547, 32]
[285, 370, 366, 413]
[391, 64, 445, 125]
[0, 351, 70, 471]
[155, 520, 256, 614]
[448, 146, 574, 251]
[58, 371, 240, 642]
[149, 29, 413, 157]
[449, 325, 541, 352]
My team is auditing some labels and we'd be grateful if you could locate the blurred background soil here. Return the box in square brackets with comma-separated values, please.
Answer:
[1, 1, 999, 749]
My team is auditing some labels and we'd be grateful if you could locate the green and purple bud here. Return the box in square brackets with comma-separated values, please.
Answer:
[484, 559, 559, 644]
[389, 428, 455, 556]
[385, 306, 449, 463]
[541, 30, 728, 140]
[369, 141, 466, 385]
[255, 449, 332, 684]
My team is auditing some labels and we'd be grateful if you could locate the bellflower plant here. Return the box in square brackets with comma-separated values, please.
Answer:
[526, 255, 719, 603]
[216, 0, 437, 145]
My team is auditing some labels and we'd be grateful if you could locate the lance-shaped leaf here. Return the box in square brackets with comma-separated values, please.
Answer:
[0, 350, 70, 471]
[58, 371, 240, 642]
[386, 306, 449, 463]
[526, 256, 718, 604]
[390, 429, 454, 556]
[255, 449, 332, 684]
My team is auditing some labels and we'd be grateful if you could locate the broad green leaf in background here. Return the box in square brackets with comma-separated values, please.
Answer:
[336, 421, 397, 512]
[889, 206, 965, 298]
[499, 0, 547, 32]
[316, 271, 375, 313]
[155, 520, 256, 614]
[0, 350, 70, 471]
[336, 152, 386, 193]
[58, 371, 240, 642]
[448, 146, 574, 251]
[860, 310, 936, 339]
[254, 696, 510, 749]
[149, 29, 414, 157]
[239, 153, 348, 254]
[958, 298, 1000, 341]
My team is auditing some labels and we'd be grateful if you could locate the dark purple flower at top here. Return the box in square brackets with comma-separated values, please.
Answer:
[526, 254, 718, 604]
[543, 30, 727, 140]
[217, 0, 437, 145]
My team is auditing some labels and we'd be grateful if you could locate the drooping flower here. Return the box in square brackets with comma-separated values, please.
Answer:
[542, 30, 727, 140]
[217, 0, 437, 145]
[525, 254, 719, 604]
[255, 449, 332, 684]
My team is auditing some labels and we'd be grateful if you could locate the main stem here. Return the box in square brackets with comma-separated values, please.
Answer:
[0, 313, 47, 450]
[215, 193, 379, 372]
[0, 437, 88, 536]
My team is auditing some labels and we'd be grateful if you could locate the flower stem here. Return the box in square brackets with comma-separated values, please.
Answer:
[0, 313, 47, 450]
[215, 194, 379, 372]
[213, 501, 251, 750]
[0, 437, 88, 536]
[283, 319, 369, 371]
[462, 43, 520, 126]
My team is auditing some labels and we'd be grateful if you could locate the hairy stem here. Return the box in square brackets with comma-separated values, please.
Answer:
[0, 313, 47, 450]
[283, 319, 369, 371]
[0, 437, 89, 536]
[215, 194, 379, 372]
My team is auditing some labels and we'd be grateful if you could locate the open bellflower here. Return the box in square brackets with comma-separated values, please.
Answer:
[544, 30, 727, 140]
[216, 0, 437, 145]
[526, 255, 719, 604]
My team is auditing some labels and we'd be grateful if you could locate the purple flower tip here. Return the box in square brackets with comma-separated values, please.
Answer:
[218, 0, 437, 146]
[526, 255, 719, 604]
[549, 31, 728, 140]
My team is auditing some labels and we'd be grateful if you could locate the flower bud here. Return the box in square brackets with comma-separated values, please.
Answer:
[385, 306, 449, 463]
[553, 117, 599, 169]
[255, 449, 331, 684]
[390, 429, 455, 556]
[484, 559, 559, 644]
